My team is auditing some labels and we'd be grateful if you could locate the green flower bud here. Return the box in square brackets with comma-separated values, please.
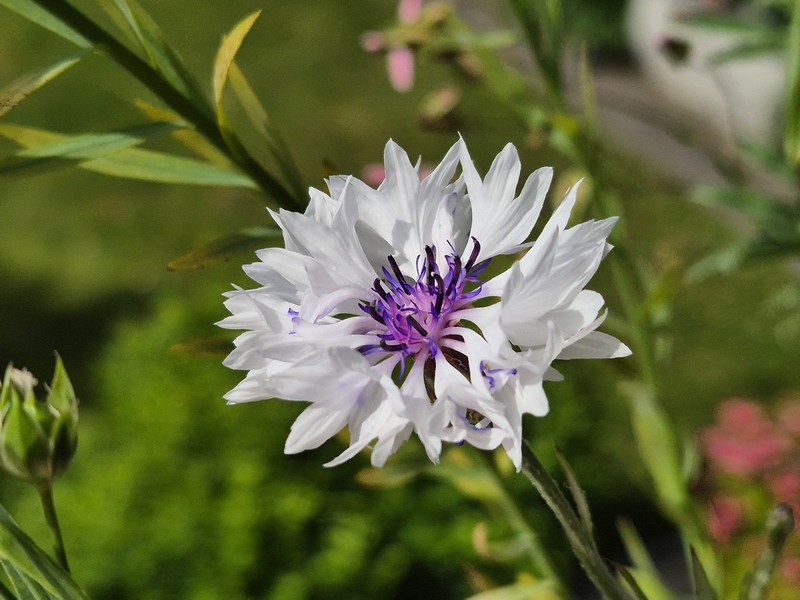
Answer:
[0, 355, 78, 487]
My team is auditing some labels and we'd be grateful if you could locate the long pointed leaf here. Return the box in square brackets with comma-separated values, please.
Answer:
[0, 0, 90, 47]
[691, 547, 718, 600]
[0, 50, 86, 118]
[212, 11, 261, 111]
[101, 0, 205, 104]
[0, 504, 88, 599]
[0, 122, 256, 187]
[228, 63, 305, 199]
[0, 121, 184, 175]
[785, 0, 800, 168]
[2, 559, 55, 600]
[134, 100, 232, 166]
[167, 226, 281, 270]
[553, 444, 595, 547]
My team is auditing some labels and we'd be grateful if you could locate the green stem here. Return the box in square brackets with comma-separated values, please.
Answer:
[37, 485, 69, 573]
[480, 453, 565, 591]
[28, 0, 305, 210]
[520, 443, 629, 600]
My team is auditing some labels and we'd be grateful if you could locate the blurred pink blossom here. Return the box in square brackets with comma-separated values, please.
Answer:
[361, 0, 422, 93]
[703, 399, 791, 476]
[707, 496, 744, 544]
[361, 162, 433, 187]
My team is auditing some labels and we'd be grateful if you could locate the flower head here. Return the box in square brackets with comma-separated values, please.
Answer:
[219, 139, 630, 469]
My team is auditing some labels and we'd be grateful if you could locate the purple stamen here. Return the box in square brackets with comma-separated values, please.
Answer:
[464, 237, 481, 272]
[358, 240, 492, 368]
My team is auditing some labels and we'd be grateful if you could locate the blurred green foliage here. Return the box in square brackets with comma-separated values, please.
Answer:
[1, 0, 799, 598]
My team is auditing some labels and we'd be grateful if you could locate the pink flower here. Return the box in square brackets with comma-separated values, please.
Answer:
[361, 0, 422, 93]
[707, 496, 744, 544]
[703, 399, 791, 476]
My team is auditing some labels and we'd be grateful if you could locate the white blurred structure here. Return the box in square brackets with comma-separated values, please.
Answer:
[626, 0, 786, 147]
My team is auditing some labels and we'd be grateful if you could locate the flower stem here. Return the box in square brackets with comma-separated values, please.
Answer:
[37, 484, 70, 573]
[480, 452, 565, 591]
[520, 442, 628, 600]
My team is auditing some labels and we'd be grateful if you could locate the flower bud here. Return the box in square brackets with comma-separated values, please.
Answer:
[0, 356, 78, 487]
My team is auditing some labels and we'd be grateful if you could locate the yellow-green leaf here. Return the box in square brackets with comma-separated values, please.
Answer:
[213, 11, 261, 111]
[0, 50, 86, 118]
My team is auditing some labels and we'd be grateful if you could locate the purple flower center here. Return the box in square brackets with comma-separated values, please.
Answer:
[359, 238, 488, 361]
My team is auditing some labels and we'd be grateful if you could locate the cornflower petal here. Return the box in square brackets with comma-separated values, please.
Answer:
[221, 139, 630, 469]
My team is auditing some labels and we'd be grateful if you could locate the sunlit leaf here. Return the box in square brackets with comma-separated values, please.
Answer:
[0, 50, 86, 118]
[465, 578, 560, 600]
[0, 0, 90, 47]
[616, 566, 650, 600]
[617, 519, 673, 600]
[166, 227, 281, 270]
[0, 121, 183, 175]
[134, 100, 232, 166]
[0, 122, 256, 187]
[0, 504, 88, 599]
[621, 381, 686, 519]
[212, 11, 261, 111]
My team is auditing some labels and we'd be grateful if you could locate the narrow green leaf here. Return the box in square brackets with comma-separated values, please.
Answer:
[465, 579, 560, 600]
[228, 64, 306, 199]
[134, 100, 232, 166]
[784, 0, 800, 168]
[617, 519, 657, 575]
[2, 559, 54, 600]
[681, 13, 776, 34]
[0, 50, 86, 118]
[0, 0, 90, 47]
[0, 121, 184, 175]
[213, 11, 261, 111]
[102, 0, 205, 104]
[0, 503, 88, 599]
[622, 381, 687, 519]
[616, 566, 649, 600]
[553, 444, 595, 547]
[167, 227, 280, 270]
[0, 122, 256, 188]
[691, 547, 718, 600]
[708, 36, 784, 66]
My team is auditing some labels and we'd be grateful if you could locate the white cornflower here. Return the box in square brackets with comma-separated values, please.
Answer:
[219, 139, 630, 469]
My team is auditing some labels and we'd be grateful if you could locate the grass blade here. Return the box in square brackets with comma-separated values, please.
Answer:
[102, 0, 206, 104]
[0, 504, 88, 599]
[0, 0, 90, 47]
[553, 444, 595, 547]
[0, 50, 87, 118]
[167, 227, 281, 270]
[0, 122, 256, 187]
